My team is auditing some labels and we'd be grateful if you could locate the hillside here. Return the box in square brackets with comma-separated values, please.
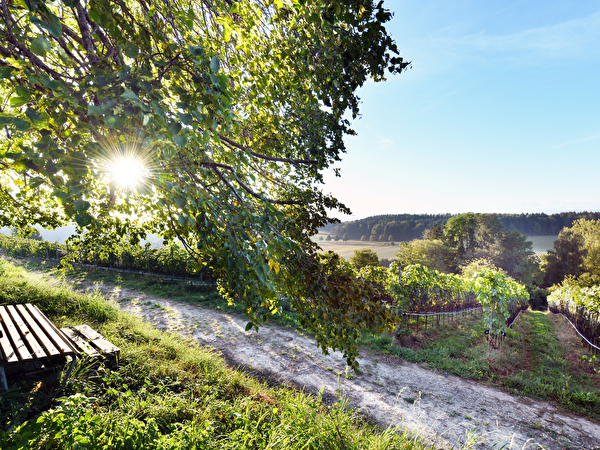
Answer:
[326, 211, 600, 242]
[2, 258, 600, 449]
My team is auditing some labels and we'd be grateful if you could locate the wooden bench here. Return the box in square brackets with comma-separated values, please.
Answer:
[0, 303, 119, 391]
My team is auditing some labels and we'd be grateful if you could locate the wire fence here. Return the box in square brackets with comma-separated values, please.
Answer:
[550, 309, 600, 355]
[0, 234, 217, 285]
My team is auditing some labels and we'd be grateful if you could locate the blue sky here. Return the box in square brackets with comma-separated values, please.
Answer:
[323, 0, 600, 219]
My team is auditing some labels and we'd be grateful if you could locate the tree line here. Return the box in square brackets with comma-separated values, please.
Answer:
[327, 211, 600, 242]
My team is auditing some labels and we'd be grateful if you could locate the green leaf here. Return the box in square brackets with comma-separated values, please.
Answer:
[14, 119, 31, 131]
[74, 213, 92, 227]
[123, 42, 139, 58]
[61, 0, 80, 6]
[121, 90, 140, 102]
[87, 105, 104, 116]
[39, 76, 61, 90]
[0, 66, 15, 79]
[105, 114, 125, 128]
[88, 7, 99, 23]
[245, 322, 253, 331]
[10, 97, 28, 107]
[25, 108, 49, 127]
[30, 13, 62, 38]
[210, 56, 220, 73]
[173, 135, 187, 147]
[46, 11, 63, 37]
[28, 177, 44, 189]
[30, 37, 51, 57]
[74, 199, 91, 212]
[188, 46, 204, 57]
[179, 113, 193, 125]
[15, 86, 30, 99]
[168, 121, 182, 135]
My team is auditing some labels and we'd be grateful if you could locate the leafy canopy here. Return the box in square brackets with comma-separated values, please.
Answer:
[0, 0, 409, 366]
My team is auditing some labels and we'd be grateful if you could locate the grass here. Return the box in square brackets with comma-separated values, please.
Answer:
[312, 234, 400, 261]
[359, 309, 600, 421]
[11, 257, 304, 330]
[5, 257, 600, 427]
[0, 258, 429, 450]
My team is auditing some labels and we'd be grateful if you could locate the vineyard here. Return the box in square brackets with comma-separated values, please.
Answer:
[358, 262, 529, 349]
[0, 234, 215, 282]
[548, 283, 600, 354]
[0, 233, 530, 348]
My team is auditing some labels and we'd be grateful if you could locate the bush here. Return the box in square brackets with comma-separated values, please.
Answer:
[527, 285, 549, 311]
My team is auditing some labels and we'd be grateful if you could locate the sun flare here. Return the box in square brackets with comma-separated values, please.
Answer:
[109, 156, 147, 189]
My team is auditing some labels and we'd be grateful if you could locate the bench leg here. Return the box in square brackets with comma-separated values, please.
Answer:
[0, 365, 8, 391]
[60, 357, 77, 390]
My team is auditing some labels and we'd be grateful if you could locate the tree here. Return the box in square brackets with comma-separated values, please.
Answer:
[11, 225, 44, 241]
[570, 219, 600, 276]
[541, 228, 585, 287]
[443, 213, 477, 259]
[350, 248, 380, 270]
[342, 233, 349, 242]
[493, 230, 541, 284]
[422, 222, 442, 240]
[0, 0, 409, 367]
[395, 238, 456, 273]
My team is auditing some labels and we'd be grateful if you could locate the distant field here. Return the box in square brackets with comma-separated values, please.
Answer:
[312, 233, 558, 261]
[312, 232, 399, 260]
[527, 235, 557, 255]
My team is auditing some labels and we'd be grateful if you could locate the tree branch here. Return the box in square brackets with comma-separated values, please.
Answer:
[212, 129, 319, 165]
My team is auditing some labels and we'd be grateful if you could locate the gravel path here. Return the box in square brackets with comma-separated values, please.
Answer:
[82, 283, 600, 450]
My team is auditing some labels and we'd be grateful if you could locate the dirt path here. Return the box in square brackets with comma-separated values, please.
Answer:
[80, 282, 600, 450]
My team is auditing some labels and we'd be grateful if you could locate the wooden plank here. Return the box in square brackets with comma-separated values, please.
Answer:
[73, 324, 104, 341]
[0, 320, 18, 363]
[74, 325, 120, 354]
[7, 305, 47, 359]
[0, 306, 32, 361]
[24, 304, 78, 356]
[16, 305, 60, 357]
[60, 328, 100, 357]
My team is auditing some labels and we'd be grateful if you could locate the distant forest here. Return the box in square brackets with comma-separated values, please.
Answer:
[325, 212, 600, 242]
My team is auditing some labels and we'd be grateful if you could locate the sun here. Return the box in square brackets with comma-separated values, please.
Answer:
[109, 156, 147, 190]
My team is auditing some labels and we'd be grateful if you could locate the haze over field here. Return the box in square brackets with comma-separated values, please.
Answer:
[323, 0, 600, 219]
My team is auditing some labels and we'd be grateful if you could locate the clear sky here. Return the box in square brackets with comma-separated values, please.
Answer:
[323, 0, 600, 219]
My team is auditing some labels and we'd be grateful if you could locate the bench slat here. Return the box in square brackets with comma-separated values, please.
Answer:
[60, 328, 100, 357]
[0, 306, 32, 361]
[74, 325, 120, 354]
[24, 304, 77, 356]
[16, 305, 60, 357]
[7, 305, 47, 359]
[0, 320, 18, 363]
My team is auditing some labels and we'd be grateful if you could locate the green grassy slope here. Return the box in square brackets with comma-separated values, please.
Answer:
[0, 259, 426, 450]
